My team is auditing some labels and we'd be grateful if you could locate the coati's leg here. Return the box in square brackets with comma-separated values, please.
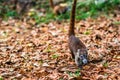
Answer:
[69, 47, 75, 58]
[71, 51, 75, 59]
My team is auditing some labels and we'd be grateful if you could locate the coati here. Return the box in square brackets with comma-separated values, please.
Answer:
[49, 0, 68, 15]
[16, 0, 34, 14]
[10, 0, 34, 14]
[68, 0, 88, 68]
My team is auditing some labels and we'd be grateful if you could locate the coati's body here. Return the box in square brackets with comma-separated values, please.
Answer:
[49, 0, 68, 15]
[9, 0, 34, 14]
[68, 0, 88, 68]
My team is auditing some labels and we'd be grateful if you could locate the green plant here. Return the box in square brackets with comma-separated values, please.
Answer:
[1, 0, 120, 23]
[0, 3, 18, 20]
[113, 21, 120, 25]
[76, 0, 120, 20]
[51, 54, 59, 59]
[0, 76, 3, 80]
[39, 60, 43, 65]
[67, 69, 81, 77]
[103, 62, 109, 68]
[67, 71, 73, 77]
[84, 30, 91, 35]
[74, 69, 81, 77]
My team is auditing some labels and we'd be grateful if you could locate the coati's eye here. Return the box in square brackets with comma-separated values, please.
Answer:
[80, 55, 84, 58]
[80, 55, 83, 59]
[84, 53, 88, 57]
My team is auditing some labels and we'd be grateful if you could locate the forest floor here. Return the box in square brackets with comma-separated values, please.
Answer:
[0, 13, 120, 80]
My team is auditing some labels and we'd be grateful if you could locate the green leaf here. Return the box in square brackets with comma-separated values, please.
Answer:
[84, 30, 91, 35]
[51, 54, 59, 59]
[103, 62, 108, 68]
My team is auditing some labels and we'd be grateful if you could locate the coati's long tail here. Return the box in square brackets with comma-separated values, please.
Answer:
[69, 0, 77, 36]
[49, 0, 54, 9]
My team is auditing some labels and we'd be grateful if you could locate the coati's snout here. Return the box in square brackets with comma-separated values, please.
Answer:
[75, 49, 88, 68]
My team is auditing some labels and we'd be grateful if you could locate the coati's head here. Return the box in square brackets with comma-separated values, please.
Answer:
[75, 49, 88, 68]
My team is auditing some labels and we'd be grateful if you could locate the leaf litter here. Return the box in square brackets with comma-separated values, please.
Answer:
[0, 15, 120, 80]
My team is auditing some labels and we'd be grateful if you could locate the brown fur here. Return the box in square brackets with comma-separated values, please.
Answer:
[68, 0, 88, 68]
[49, 0, 68, 15]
